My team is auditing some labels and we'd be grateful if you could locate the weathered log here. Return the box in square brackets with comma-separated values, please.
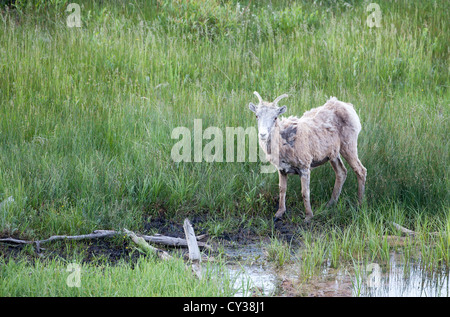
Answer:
[0, 237, 33, 245]
[0, 222, 208, 280]
[183, 218, 202, 279]
[0, 229, 212, 251]
[140, 233, 212, 250]
[123, 228, 172, 261]
[183, 218, 201, 262]
[392, 222, 416, 236]
[391, 222, 440, 237]
[0, 230, 119, 252]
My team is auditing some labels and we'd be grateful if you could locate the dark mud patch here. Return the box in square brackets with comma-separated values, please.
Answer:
[143, 214, 307, 247]
[82, 239, 137, 263]
[143, 216, 188, 238]
[0, 235, 140, 265]
[1, 214, 306, 266]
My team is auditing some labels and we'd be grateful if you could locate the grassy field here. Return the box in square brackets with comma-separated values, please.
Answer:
[0, 254, 236, 296]
[0, 0, 449, 296]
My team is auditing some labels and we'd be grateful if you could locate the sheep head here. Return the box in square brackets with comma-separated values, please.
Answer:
[248, 91, 288, 141]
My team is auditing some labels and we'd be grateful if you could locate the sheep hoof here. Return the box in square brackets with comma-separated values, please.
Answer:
[304, 215, 313, 224]
[273, 209, 285, 221]
[273, 216, 282, 223]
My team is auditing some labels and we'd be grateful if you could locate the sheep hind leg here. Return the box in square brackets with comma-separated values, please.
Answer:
[300, 169, 313, 223]
[341, 144, 367, 206]
[327, 156, 347, 207]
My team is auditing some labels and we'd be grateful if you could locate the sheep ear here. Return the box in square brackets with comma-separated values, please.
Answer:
[249, 102, 257, 113]
[278, 105, 287, 115]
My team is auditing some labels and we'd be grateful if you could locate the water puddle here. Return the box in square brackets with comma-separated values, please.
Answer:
[223, 243, 278, 296]
[229, 265, 278, 296]
[354, 254, 449, 297]
[223, 245, 449, 297]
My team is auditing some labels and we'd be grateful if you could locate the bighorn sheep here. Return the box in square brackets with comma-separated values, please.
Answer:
[249, 92, 367, 223]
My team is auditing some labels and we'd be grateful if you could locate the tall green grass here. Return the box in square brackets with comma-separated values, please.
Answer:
[0, 255, 237, 296]
[265, 206, 450, 279]
[0, 0, 448, 239]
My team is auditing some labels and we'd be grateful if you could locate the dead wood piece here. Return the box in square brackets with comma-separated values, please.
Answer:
[140, 234, 212, 250]
[392, 222, 417, 236]
[183, 218, 202, 279]
[0, 230, 119, 252]
[38, 231, 118, 244]
[391, 222, 440, 237]
[183, 218, 201, 262]
[0, 229, 212, 251]
[191, 262, 202, 279]
[196, 234, 208, 241]
[0, 237, 34, 245]
[123, 228, 172, 261]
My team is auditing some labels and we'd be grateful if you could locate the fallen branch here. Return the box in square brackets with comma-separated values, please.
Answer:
[123, 228, 172, 261]
[183, 218, 202, 279]
[183, 218, 201, 262]
[0, 230, 119, 252]
[140, 233, 211, 250]
[392, 222, 417, 236]
[0, 229, 212, 252]
[391, 222, 440, 237]
[0, 221, 209, 280]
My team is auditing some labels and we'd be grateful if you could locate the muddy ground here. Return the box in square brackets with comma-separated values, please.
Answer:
[0, 215, 336, 297]
[0, 215, 303, 261]
[145, 215, 305, 242]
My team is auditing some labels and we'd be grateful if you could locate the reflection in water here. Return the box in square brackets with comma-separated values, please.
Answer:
[225, 244, 278, 296]
[225, 246, 449, 297]
[229, 265, 277, 296]
[355, 255, 449, 297]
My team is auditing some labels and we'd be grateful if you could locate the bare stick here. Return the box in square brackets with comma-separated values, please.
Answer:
[123, 228, 172, 261]
[38, 231, 118, 244]
[392, 222, 417, 236]
[391, 222, 439, 237]
[0, 230, 119, 252]
[0, 224, 209, 279]
[183, 218, 202, 279]
[0, 237, 34, 245]
[140, 233, 212, 250]
[183, 219, 201, 262]
[0, 230, 212, 250]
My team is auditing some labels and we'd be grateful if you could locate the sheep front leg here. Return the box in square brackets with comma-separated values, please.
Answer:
[274, 170, 287, 221]
[300, 169, 313, 223]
